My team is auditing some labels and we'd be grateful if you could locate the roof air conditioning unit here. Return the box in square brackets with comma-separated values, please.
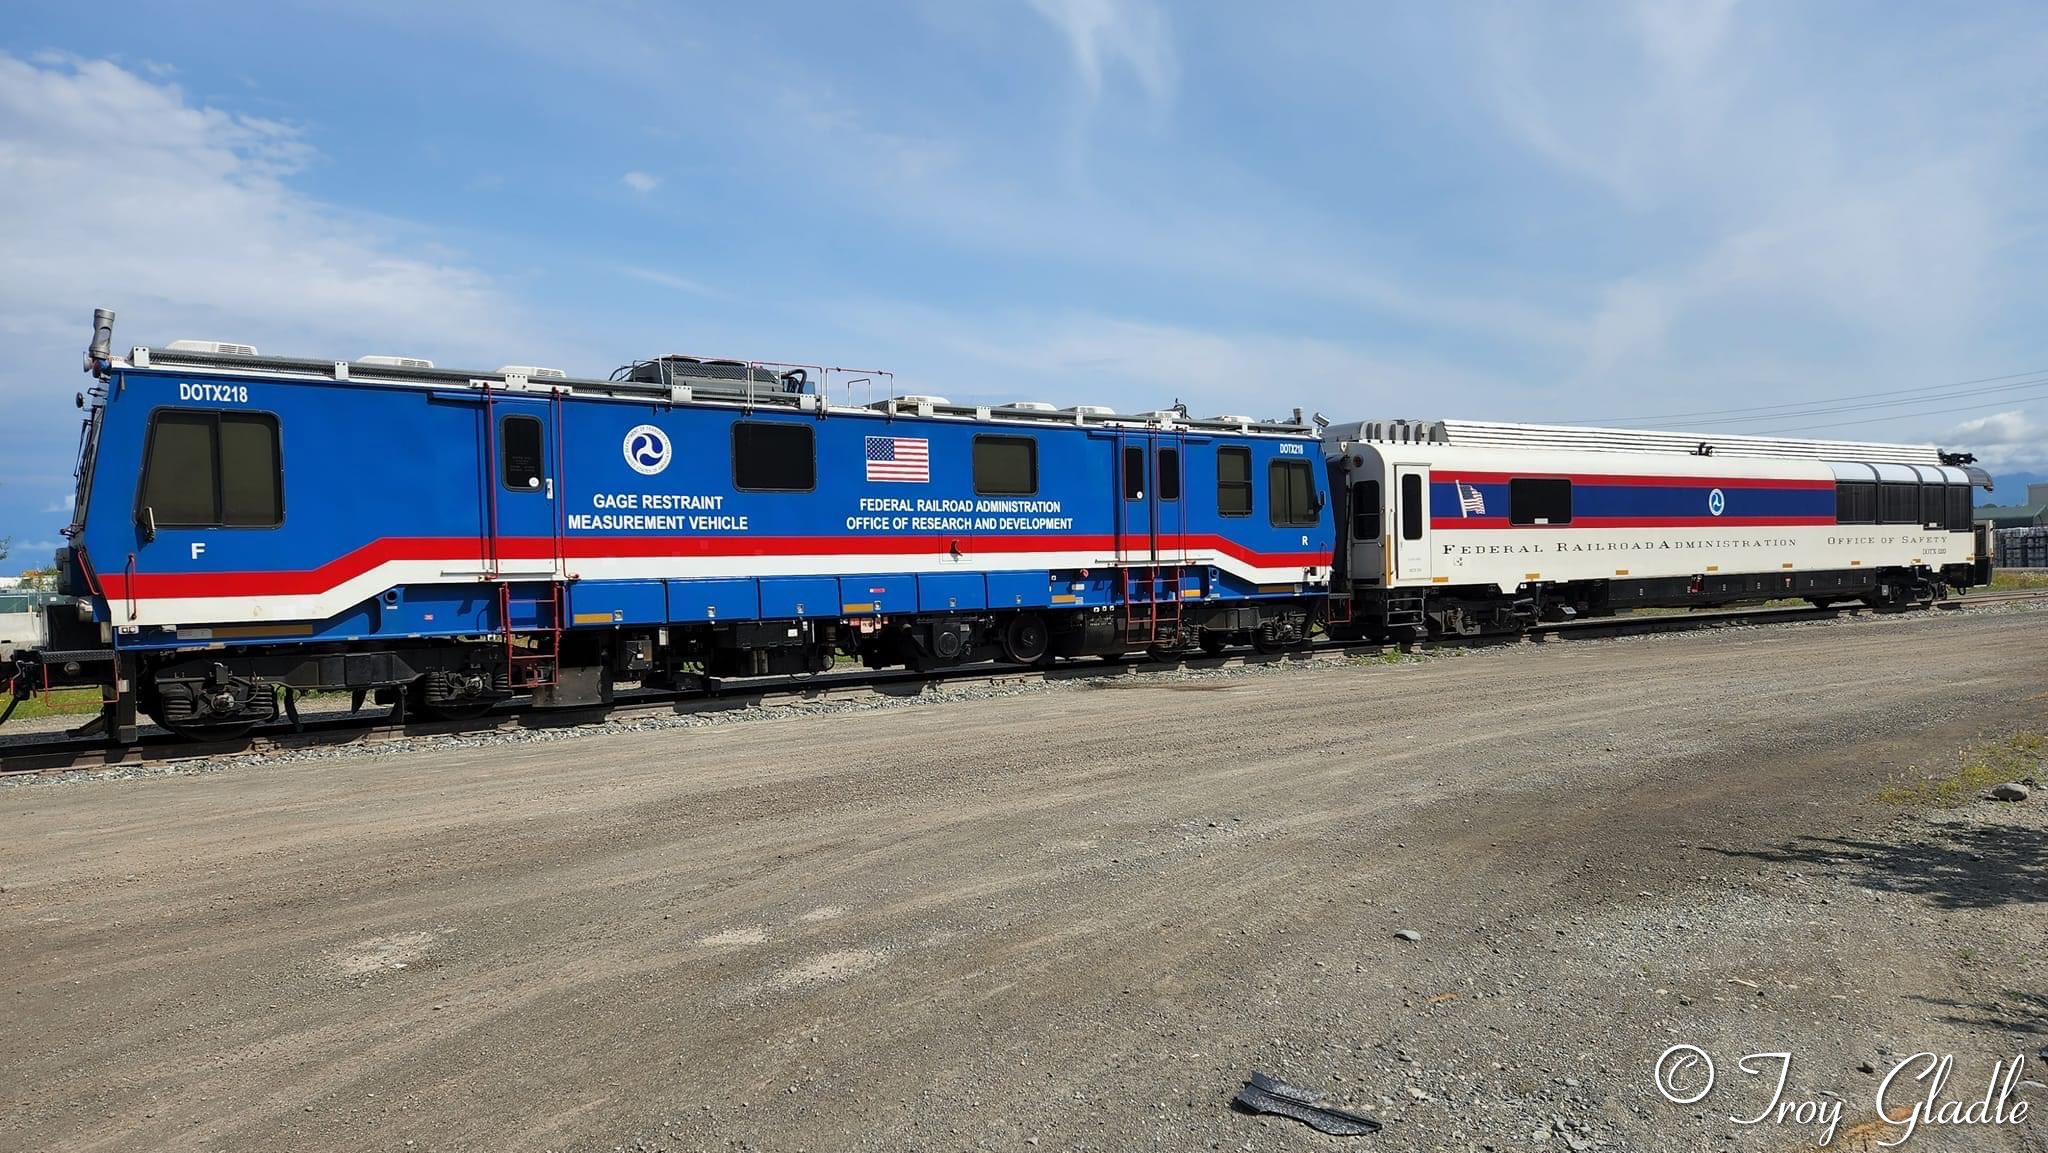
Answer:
[167, 339, 258, 356]
[1210, 414, 1255, 424]
[1006, 401, 1057, 411]
[497, 365, 568, 379]
[358, 355, 435, 369]
[894, 394, 950, 406]
[1064, 405, 1116, 416]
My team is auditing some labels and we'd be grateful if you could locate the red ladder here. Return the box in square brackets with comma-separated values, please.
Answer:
[1119, 563, 1185, 644]
[499, 581, 564, 689]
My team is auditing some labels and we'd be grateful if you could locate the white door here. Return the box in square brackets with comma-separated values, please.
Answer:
[1393, 464, 1432, 582]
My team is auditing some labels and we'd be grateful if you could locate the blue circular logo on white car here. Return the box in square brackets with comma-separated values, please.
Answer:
[624, 424, 671, 475]
[1707, 488, 1726, 517]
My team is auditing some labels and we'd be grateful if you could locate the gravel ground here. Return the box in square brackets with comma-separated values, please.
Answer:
[0, 605, 2043, 1152]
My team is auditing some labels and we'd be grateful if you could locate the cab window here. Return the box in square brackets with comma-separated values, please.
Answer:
[1216, 447, 1252, 516]
[1268, 460, 1318, 527]
[139, 410, 282, 528]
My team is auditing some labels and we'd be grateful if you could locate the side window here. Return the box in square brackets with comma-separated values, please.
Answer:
[141, 412, 219, 526]
[1879, 483, 1918, 524]
[733, 421, 815, 492]
[1216, 447, 1251, 516]
[501, 415, 544, 491]
[1509, 478, 1572, 526]
[140, 410, 283, 528]
[1835, 482, 1876, 525]
[1122, 445, 1146, 500]
[1400, 473, 1423, 540]
[1351, 479, 1382, 540]
[219, 416, 282, 525]
[1157, 447, 1181, 501]
[1268, 461, 1318, 527]
[1947, 485, 1972, 532]
[1919, 485, 1945, 530]
[973, 435, 1037, 496]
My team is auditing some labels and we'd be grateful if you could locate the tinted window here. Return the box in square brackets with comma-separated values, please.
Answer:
[1835, 482, 1876, 525]
[1879, 483, 1919, 524]
[1217, 447, 1251, 516]
[1400, 473, 1423, 541]
[1947, 485, 1972, 532]
[219, 416, 281, 526]
[502, 416, 544, 490]
[1122, 445, 1146, 500]
[1157, 447, 1181, 501]
[1351, 479, 1381, 540]
[140, 410, 283, 528]
[1268, 461, 1317, 527]
[1509, 478, 1573, 526]
[1920, 485, 1945, 529]
[733, 421, 815, 491]
[141, 411, 218, 526]
[973, 435, 1037, 496]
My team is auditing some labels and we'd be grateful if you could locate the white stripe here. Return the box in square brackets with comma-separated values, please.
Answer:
[114, 550, 1325, 627]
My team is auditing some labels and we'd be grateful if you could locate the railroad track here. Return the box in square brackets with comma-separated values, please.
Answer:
[7, 590, 2046, 777]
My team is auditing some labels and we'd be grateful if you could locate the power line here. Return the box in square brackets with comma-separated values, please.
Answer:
[1574, 367, 2048, 426]
[1679, 374, 2048, 430]
[1732, 389, 2048, 436]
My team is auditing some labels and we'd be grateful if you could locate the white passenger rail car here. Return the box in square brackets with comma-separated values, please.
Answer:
[1324, 420, 1992, 639]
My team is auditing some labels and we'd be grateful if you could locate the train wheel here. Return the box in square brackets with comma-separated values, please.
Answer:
[1001, 614, 1050, 664]
[406, 679, 500, 722]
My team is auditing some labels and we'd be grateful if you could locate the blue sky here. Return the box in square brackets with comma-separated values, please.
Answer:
[3, 1, 2047, 561]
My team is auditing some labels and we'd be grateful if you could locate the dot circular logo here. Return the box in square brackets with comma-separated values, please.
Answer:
[624, 424, 672, 476]
[1707, 488, 1727, 517]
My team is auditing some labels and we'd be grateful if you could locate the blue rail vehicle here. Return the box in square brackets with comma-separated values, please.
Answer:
[29, 311, 1333, 738]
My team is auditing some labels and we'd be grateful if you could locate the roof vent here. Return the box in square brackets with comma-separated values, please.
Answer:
[167, 339, 258, 357]
[497, 365, 568, 379]
[1005, 401, 1057, 411]
[1064, 405, 1116, 417]
[895, 394, 950, 407]
[358, 355, 435, 369]
[1210, 414, 1255, 425]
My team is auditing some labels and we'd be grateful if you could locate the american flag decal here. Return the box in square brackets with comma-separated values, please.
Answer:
[865, 435, 930, 483]
[1456, 481, 1486, 517]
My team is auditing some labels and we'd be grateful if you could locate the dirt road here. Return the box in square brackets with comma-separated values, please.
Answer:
[3, 609, 2045, 1152]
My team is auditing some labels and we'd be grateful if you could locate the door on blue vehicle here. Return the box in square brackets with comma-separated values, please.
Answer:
[488, 398, 561, 579]
[1117, 434, 1154, 563]
[1116, 431, 1186, 563]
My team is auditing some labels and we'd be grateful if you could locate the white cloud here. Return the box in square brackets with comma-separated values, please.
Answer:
[621, 170, 659, 194]
[1028, 0, 1176, 107]
[1945, 409, 2045, 470]
[619, 266, 714, 295]
[0, 53, 521, 362]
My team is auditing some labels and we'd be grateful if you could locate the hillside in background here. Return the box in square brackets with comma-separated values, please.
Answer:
[1981, 470, 2048, 506]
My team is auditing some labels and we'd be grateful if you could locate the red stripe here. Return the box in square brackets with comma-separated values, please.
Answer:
[1433, 472, 1837, 490]
[103, 533, 1327, 600]
[1434, 516, 1837, 530]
